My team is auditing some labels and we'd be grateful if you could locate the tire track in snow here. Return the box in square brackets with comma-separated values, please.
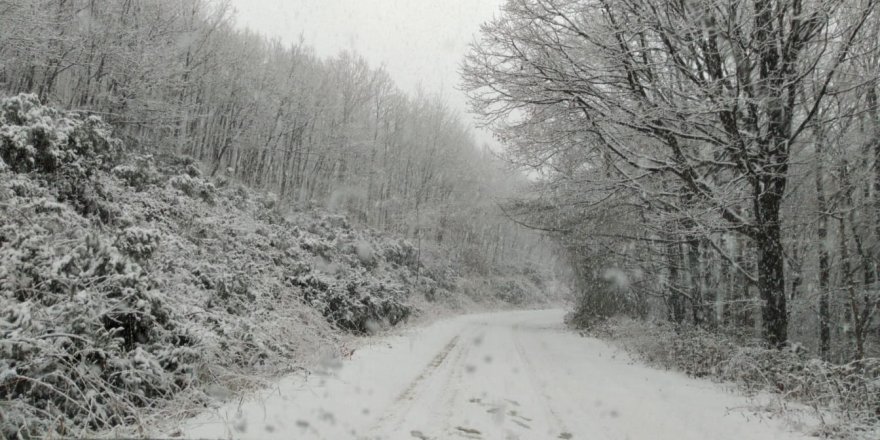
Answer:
[511, 324, 571, 438]
[437, 328, 480, 436]
[386, 331, 470, 436]
[367, 335, 461, 435]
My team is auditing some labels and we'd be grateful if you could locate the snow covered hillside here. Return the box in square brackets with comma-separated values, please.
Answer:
[0, 95, 557, 438]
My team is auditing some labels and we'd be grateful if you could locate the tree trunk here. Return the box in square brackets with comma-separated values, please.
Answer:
[667, 238, 686, 325]
[755, 185, 787, 347]
[817, 163, 831, 359]
[687, 238, 704, 326]
[839, 217, 855, 359]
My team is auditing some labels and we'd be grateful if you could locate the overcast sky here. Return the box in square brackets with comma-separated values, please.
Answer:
[229, 0, 505, 147]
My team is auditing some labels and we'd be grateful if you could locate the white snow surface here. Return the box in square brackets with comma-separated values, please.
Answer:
[172, 309, 809, 439]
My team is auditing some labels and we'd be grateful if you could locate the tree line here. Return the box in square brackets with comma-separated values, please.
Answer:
[464, 0, 879, 360]
[0, 0, 556, 276]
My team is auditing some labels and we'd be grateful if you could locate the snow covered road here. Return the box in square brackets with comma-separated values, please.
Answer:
[178, 309, 808, 439]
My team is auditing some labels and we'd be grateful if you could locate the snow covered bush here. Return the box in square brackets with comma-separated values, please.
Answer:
[254, 192, 285, 225]
[0, 189, 196, 438]
[382, 239, 418, 269]
[354, 241, 378, 269]
[168, 174, 216, 205]
[493, 278, 530, 305]
[0, 94, 120, 175]
[210, 273, 257, 314]
[0, 94, 123, 225]
[5, 174, 41, 198]
[115, 227, 161, 261]
[288, 271, 411, 334]
[0, 100, 203, 438]
[184, 162, 202, 178]
[112, 154, 160, 191]
[300, 235, 332, 258]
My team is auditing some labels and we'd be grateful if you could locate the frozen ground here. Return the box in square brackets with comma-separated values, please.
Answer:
[172, 309, 809, 439]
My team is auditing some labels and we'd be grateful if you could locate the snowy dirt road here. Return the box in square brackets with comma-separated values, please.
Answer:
[176, 309, 809, 440]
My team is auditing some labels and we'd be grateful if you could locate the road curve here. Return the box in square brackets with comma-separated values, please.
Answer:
[176, 309, 809, 440]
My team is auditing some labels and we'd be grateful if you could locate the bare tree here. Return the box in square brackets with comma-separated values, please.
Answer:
[464, 0, 878, 347]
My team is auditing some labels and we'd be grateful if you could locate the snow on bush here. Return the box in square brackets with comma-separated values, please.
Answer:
[0, 99, 238, 438]
[0, 94, 123, 225]
[0, 94, 120, 175]
[115, 227, 161, 261]
[288, 270, 410, 334]
[354, 241, 377, 269]
[167, 174, 216, 205]
[382, 239, 418, 269]
[254, 192, 286, 225]
[493, 278, 530, 305]
[0, 180, 196, 437]
[112, 154, 160, 191]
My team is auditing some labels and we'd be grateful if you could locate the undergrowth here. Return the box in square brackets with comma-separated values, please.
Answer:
[574, 316, 879, 439]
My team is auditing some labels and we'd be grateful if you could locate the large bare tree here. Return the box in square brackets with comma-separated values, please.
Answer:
[463, 0, 878, 346]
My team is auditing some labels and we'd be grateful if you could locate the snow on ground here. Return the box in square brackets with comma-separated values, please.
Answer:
[170, 309, 810, 440]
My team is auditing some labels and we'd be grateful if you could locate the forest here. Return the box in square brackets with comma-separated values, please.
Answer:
[0, 0, 562, 437]
[1, 0, 880, 438]
[0, 0, 553, 272]
[461, 0, 880, 435]
[464, 0, 880, 360]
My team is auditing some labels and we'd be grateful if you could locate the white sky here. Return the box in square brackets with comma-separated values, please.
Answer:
[228, 0, 505, 147]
